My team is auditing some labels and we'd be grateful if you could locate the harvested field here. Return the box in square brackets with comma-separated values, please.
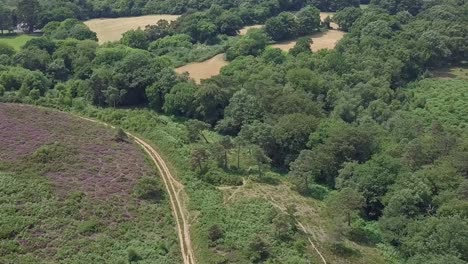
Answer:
[84, 15, 180, 43]
[0, 104, 151, 201]
[175, 53, 228, 84]
[239, 24, 264, 35]
[271, 29, 345, 52]
[320, 12, 339, 29]
[178, 12, 343, 82]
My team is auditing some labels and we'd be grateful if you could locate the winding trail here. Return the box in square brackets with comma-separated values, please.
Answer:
[77, 116, 196, 264]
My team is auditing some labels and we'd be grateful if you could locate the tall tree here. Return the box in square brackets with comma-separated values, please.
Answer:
[326, 188, 364, 227]
[0, 6, 12, 34]
[17, 0, 41, 33]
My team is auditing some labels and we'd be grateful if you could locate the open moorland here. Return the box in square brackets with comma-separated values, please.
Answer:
[84, 15, 180, 43]
[0, 104, 181, 263]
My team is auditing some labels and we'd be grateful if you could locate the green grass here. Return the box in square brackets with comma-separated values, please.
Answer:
[0, 34, 38, 51]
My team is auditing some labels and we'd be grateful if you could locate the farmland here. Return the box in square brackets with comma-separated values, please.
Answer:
[175, 53, 228, 84]
[178, 12, 345, 82]
[84, 15, 180, 43]
[271, 30, 345, 52]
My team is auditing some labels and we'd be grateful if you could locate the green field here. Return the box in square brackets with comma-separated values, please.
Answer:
[0, 34, 38, 50]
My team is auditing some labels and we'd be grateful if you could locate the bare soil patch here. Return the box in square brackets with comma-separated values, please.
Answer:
[0, 104, 152, 201]
[320, 12, 339, 29]
[84, 15, 180, 43]
[175, 53, 228, 84]
[239, 24, 264, 35]
[271, 29, 345, 52]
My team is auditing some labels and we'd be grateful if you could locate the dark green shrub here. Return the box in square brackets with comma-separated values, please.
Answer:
[78, 220, 100, 235]
[331, 242, 360, 257]
[133, 177, 164, 202]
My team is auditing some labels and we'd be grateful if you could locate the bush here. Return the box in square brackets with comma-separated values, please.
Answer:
[308, 184, 330, 200]
[31, 143, 72, 163]
[114, 128, 128, 142]
[127, 248, 142, 262]
[203, 169, 243, 186]
[208, 224, 224, 245]
[247, 235, 270, 262]
[78, 220, 100, 235]
[0, 43, 15, 57]
[348, 219, 382, 245]
[133, 177, 164, 202]
[331, 242, 360, 257]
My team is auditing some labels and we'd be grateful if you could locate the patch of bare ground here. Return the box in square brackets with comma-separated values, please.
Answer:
[320, 12, 339, 29]
[271, 29, 346, 52]
[175, 54, 228, 84]
[84, 15, 180, 43]
[0, 103, 152, 202]
[431, 64, 468, 80]
[239, 24, 264, 35]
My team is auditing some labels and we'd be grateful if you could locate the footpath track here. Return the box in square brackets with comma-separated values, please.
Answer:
[78, 116, 196, 264]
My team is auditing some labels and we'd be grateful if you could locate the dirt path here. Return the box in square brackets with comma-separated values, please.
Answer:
[77, 116, 196, 264]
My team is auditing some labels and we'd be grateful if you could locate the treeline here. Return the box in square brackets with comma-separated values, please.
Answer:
[0, 0, 360, 33]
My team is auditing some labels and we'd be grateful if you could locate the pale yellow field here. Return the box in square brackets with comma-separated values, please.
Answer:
[271, 29, 345, 52]
[175, 54, 228, 84]
[239, 24, 264, 36]
[178, 12, 344, 83]
[84, 15, 180, 43]
[320, 12, 339, 29]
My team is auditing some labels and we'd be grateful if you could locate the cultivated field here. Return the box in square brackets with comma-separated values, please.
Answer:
[177, 12, 344, 84]
[0, 104, 181, 263]
[271, 29, 345, 52]
[0, 34, 37, 50]
[239, 24, 264, 35]
[175, 53, 228, 84]
[84, 15, 180, 43]
[320, 12, 339, 29]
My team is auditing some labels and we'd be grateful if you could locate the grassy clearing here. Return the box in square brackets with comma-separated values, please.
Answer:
[0, 104, 181, 263]
[0, 34, 38, 50]
[431, 64, 468, 80]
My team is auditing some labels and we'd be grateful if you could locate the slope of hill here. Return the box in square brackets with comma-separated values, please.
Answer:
[0, 104, 181, 263]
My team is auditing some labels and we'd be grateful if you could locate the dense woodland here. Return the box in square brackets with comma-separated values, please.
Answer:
[1, 0, 468, 263]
